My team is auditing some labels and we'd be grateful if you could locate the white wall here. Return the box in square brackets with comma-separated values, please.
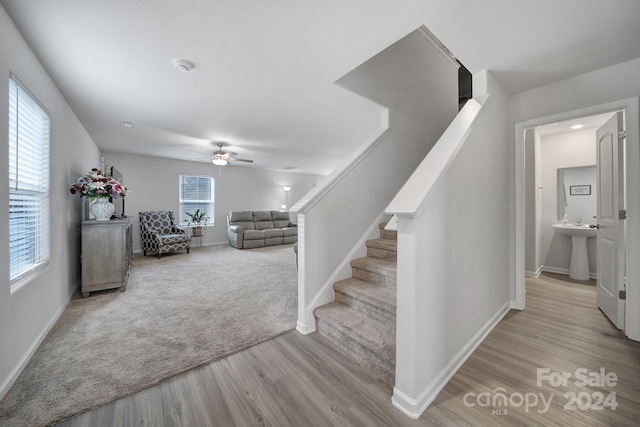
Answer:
[510, 58, 640, 124]
[537, 129, 597, 275]
[102, 152, 320, 251]
[390, 71, 512, 417]
[0, 5, 101, 398]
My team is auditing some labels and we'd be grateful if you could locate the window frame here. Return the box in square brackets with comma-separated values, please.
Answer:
[178, 174, 215, 227]
[8, 74, 51, 288]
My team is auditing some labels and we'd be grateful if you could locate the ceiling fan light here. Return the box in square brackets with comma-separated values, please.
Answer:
[212, 157, 228, 166]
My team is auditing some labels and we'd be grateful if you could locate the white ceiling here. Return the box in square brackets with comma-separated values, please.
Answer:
[536, 112, 616, 136]
[3, 0, 640, 175]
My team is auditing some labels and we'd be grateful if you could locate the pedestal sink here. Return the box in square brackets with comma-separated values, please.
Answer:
[552, 224, 597, 280]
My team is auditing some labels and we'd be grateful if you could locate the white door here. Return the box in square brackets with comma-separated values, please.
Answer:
[596, 111, 625, 329]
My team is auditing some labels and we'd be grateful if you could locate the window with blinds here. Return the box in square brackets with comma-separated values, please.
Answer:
[8, 76, 50, 284]
[179, 175, 214, 226]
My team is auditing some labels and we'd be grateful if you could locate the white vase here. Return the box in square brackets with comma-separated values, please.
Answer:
[90, 198, 114, 221]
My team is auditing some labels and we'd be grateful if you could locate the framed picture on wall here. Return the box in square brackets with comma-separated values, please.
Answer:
[570, 185, 591, 196]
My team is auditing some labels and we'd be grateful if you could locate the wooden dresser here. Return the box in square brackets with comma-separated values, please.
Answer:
[81, 218, 133, 297]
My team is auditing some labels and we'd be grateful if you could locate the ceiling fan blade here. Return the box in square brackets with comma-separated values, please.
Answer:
[187, 149, 210, 156]
[229, 157, 254, 163]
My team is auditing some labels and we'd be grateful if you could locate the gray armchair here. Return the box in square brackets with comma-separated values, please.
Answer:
[139, 211, 191, 258]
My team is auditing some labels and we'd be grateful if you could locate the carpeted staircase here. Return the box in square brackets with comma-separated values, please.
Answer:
[314, 223, 397, 384]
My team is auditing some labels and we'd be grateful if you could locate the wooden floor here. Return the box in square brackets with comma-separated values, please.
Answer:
[56, 273, 640, 426]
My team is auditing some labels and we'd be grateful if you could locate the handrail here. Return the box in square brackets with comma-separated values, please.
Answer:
[290, 126, 390, 215]
[386, 97, 485, 218]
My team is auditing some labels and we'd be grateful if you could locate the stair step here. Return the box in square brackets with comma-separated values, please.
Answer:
[334, 278, 396, 324]
[351, 257, 397, 289]
[311, 224, 398, 386]
[314, 302, 395, 383]
[366, 238, 397, 261]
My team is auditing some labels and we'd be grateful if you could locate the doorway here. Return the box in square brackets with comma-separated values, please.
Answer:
[514, 97, 640, 342]
[527, 112, 613, 279]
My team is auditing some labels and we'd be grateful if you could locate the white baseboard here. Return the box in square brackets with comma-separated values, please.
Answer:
[541, 265, 570, 276]
[540, 266, 596, 280]
[391, 301, 511, 418]
[0, 282, 76, 401]
[296, 320, 315, 335]
[525, 266, 542, 278]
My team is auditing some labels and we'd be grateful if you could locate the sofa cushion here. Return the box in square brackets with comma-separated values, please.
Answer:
[271, 211, 290, 220]
[265, 236, 284, 246]
[282, 226, 297, 237]
[230, 211, 253, 222]
[159, 234, 191, 246]
[264, 229, 283, 238]
[244, 239, 265, 249]
[233, 221, 255, 230]
[252, 211, 272, 221]
[228, 211, 256, 230]
[251, 211, 273, 230]
[271, 211, 290, 228]
[272, 219, 288, 228]
[244, 229, 265, 240]
[255, 220, 275, 230]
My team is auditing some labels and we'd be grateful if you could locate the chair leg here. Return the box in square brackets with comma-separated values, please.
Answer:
[157, 253, 162, 259]
[187, 248, 190, 254]
[143, 250, 147, 256]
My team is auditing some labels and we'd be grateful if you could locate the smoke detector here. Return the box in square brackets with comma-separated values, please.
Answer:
[173, 59, 194, 73]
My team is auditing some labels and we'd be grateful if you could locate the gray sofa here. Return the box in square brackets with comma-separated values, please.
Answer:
[227, 210, 297, 249]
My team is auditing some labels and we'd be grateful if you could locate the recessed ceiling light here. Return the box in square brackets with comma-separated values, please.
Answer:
[173, 59, 194, 73]
[571, 124, 584, 130]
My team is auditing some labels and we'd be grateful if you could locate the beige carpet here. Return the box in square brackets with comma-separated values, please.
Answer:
[0, 244, 298, 427]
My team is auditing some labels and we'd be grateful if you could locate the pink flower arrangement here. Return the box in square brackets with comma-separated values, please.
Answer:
[69, 167, 128, 201]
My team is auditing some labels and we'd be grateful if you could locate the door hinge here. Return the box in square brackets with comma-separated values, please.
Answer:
[619, 209, 627, 220]
[619, 130, 627, 139]
[619, 290, 627, 300]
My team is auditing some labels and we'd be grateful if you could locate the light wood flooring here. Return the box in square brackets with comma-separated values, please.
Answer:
[56, 273, 640, 426]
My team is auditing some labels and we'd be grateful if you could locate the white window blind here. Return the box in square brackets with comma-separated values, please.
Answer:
[179, 175, 214, 225]
[8, 77, 50, 284]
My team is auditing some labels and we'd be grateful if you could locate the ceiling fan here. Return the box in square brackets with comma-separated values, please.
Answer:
[211, 142, 254, 166]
